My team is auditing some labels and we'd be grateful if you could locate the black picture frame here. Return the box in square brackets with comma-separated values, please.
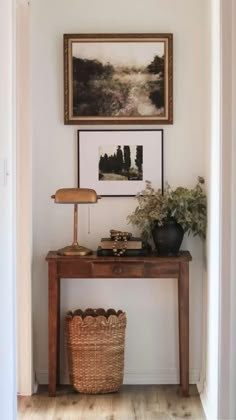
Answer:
[77, 129, 164, 197]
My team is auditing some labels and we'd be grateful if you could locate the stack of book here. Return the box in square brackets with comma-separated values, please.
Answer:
[97, 237, 148, 256]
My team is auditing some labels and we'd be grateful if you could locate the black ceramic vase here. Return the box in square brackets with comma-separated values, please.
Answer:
[152, 217, 184, 256]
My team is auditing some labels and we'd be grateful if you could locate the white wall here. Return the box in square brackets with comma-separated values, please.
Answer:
[218, 1, 236, 418]
[16, 0, 33, 396]
[217, 1, 232, 416]
[229, 2, 236, 416]
[200, 0, 220, 418]
[0, 0, 17, 418]
[200, 1, 236, 419]
[31, 0, 209, 385]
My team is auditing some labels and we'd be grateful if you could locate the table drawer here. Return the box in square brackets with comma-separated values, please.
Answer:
[145, 262, 180, 277]
[92, 262, 144, 278]
[58, 261, 92, 277]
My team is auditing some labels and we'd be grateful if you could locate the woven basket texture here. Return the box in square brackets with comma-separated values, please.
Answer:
[65, 308, 127, 394]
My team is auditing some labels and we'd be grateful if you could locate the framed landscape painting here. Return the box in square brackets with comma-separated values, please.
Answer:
[77, 129, 163, 197]
[64, 34, 173, 125]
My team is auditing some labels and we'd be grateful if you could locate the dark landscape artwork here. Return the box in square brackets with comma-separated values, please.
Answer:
[99, 145, 143, 181]
[64, 34, 173, 124]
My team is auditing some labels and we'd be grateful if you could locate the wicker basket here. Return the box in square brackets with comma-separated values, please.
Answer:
[65, 308, 127, 394]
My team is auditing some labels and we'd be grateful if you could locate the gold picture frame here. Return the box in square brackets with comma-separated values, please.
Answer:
[64, 33, 173, 125]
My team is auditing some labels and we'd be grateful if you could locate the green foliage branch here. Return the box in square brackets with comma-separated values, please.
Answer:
[127, 177, 207, 241]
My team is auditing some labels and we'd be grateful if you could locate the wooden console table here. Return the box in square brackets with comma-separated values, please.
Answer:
[46, 251, 192, 397]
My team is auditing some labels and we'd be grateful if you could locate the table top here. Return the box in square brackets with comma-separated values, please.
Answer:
[46, 250, 192, 263]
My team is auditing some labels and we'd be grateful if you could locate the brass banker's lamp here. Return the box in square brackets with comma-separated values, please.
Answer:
[51, 188, 100, 256]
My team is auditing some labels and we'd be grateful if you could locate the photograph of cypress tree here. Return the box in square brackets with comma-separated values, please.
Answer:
[77, 129, 163, 197]
[99, 145, 143, 181]
[64, 34, 173, 124]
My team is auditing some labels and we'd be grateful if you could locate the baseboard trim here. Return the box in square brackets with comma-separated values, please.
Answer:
[36, 368, 200, 385]
[32, 380, 38, 395]
[199, 384, 217, 420]
[197, 368, 206, 394]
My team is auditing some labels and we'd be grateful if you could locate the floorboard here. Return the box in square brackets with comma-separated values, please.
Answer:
[18, 385, 205, 420]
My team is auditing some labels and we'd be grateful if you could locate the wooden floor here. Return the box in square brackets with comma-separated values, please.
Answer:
[18, 385, 205, 420]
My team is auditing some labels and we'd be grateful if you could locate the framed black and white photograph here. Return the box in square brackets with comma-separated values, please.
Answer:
[78, 129, 163, 197]
[64, 34, 173, 125]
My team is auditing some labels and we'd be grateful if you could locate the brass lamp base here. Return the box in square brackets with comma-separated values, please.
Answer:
[57, 244, 92, 256]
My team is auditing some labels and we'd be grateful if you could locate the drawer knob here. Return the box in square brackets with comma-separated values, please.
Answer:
[113, 265, 123, 275]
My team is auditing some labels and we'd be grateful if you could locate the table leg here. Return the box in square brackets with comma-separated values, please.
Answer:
[56, 278, 60, 386]
[178, 277, 182, 386]
[48, 261, 59, 397]
[178, 262, 189, 397]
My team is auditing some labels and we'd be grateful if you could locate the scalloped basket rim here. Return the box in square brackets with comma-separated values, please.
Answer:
[65, 309, 127, 326]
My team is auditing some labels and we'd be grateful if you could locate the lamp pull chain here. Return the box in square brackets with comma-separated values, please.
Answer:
[72, 203, 78, 246]
[88, 205, 90, 234]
